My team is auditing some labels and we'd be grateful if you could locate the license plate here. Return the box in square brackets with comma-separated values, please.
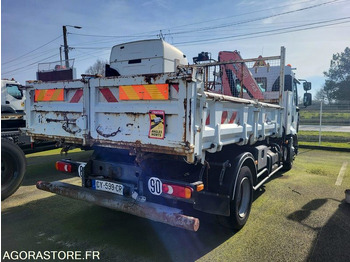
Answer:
[92, 180, 124, 195]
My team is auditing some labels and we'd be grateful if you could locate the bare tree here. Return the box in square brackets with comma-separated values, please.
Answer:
[315, 87, 329, 103]
[85, 59, 108, 76]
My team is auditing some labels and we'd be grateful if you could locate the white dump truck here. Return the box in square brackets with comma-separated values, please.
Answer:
[23, 39, 311, 231]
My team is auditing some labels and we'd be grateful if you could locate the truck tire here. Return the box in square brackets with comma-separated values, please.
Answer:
[283, 137, 294, 171]
[1, 138, 26, 200]
[218, 166, 253, 230]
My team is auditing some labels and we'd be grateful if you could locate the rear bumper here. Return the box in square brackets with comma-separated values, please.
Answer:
[36, 181, 200, 231]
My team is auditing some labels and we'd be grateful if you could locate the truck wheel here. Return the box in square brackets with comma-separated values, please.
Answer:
[283, 137, 294, 171]
[1, 138, 26, 200]
[218, 166, 253, 230]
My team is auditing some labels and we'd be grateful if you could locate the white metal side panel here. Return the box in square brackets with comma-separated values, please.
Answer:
[25, 80, 88, 144]
[196, 92, 283, 158]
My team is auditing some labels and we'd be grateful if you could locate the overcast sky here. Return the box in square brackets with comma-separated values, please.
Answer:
[2, 0, 350, 96]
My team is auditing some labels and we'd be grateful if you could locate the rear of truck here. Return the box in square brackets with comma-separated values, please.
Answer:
[24, 39, 297, 231]
[26, 70, 209, 230]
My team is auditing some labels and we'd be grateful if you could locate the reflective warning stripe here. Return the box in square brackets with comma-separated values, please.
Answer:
[69, 89, 83, 103]
[34, 89, 64, 102]
[206, 113, 210, 125]
[229, 112, 238, 124]
[119, 84, 169, 100]
[221, 111, 238, 124]
[100, 88, 118, 102]
[205, 111, 237, 126]
[172, 84, 179, 93]
[221, 111, 228, 124]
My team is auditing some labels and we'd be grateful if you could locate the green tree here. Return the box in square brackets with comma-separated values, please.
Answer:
[323, 47, 350, 102]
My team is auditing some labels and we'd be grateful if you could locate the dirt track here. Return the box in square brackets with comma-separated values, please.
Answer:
[2, 148, 350, 261]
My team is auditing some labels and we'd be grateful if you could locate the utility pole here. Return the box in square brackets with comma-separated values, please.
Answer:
[319, 97, 323, 146]
[63, 26, 69, 68]
[62, 25, 82, 68]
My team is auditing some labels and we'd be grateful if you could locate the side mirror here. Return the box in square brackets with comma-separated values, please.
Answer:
[303, 81, 311, 91]
[303, 93, 312, 107]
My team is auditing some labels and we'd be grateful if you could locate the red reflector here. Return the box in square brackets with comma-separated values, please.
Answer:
[55, 161, 72, 173]
[162, 183, 193, 199]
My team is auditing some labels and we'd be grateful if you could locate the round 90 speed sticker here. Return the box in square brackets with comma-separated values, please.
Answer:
[148, 177, 162, 195]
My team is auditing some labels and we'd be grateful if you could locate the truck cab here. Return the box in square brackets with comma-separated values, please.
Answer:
[249, 64, 302, 135]
[1, 79, 25, 113]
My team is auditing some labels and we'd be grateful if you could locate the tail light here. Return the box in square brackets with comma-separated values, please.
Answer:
[162, 183, 193, 199]
[55, 161, 72, 173]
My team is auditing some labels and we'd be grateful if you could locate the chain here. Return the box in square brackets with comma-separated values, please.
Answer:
[96, 125, 121, 138]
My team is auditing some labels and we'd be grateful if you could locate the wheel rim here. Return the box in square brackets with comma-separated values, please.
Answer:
[238, 177, 251, 218]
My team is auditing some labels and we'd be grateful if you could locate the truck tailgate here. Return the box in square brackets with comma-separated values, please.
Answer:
[25, 73, 195, 157]
[88, 75, 193, 156]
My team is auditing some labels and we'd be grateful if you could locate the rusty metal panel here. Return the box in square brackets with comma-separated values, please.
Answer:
[88, 74, 191, 157]
[24, 79, 88, 144]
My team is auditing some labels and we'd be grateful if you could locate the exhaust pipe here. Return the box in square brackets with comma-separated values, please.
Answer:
[36, 181, 200, 231]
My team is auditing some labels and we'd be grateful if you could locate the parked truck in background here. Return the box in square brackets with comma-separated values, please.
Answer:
[23, 39, 312, 231]
[1, 79, 27, 200]
[1, 78, 26, 113]
[1, 79, 56, 200]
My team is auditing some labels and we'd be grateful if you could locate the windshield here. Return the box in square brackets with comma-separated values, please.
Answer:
[6, 84, 23, 99]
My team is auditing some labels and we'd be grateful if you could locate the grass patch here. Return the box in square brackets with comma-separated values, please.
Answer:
[306, 167, 330, 176]
[299, 141, 350, 148]
[26, 148, 83, 158]
[300, 111, 350, 119]
[299, 111, 350, 125]
[298, 130, 350, 143]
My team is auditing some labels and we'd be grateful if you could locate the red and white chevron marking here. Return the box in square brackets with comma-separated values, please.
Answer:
[99, 87, 118, 102]
[205, 111, 238, 126]
[69, 89, 83, 103]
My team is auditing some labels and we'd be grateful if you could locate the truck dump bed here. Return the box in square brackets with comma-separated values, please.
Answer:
[25, 67, 283, 162]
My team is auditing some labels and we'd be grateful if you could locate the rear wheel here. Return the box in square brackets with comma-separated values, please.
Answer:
[1, 138, 26, 200]
[218, 166, 253, 230]
[283, 136, 295, 171]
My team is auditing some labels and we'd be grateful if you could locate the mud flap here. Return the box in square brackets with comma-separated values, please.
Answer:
[193, 191, 231, 216]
